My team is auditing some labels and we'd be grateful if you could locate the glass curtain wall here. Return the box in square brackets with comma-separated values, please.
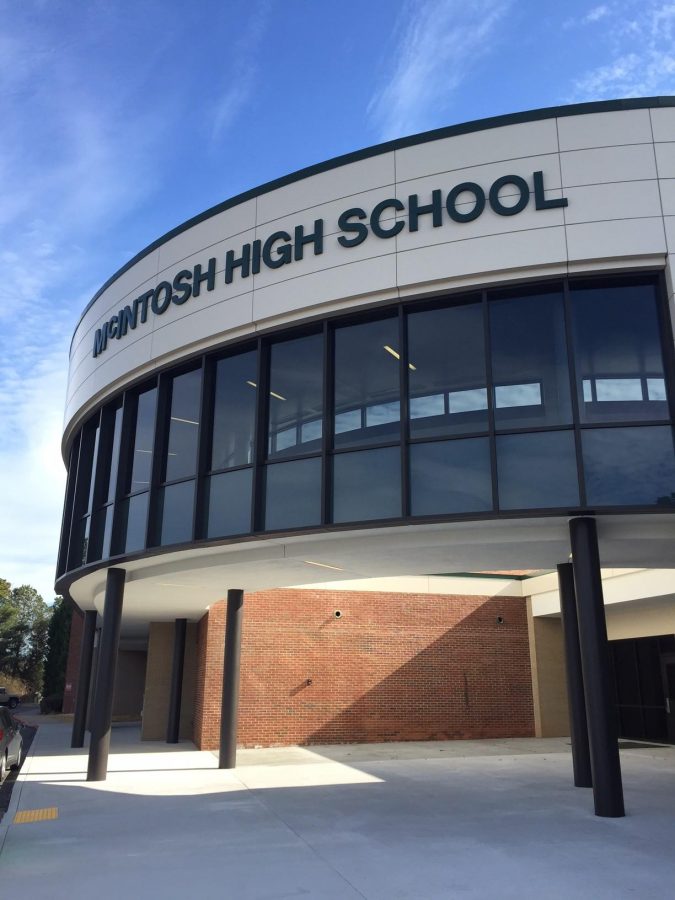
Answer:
[58, 274, 675, 577]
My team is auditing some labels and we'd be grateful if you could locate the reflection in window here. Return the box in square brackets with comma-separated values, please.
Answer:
[494, 382, 542, 409]
[118, 492, 149, 553]
[268, 334, 323, 458]
[129, 387, 157, 492]
[333, 447, 401, 522]
[410, 438, 492, 516]
[497, 431, 579, 509]
[582, 426, 675, 506]
[408, 302, 488, 438]
[334, 318, 400, 448]
[490, 289, 571, 429]
[571, 281, 669, 423]
[159, 480, 195, 545]
[206, 469, 252, 538]
[265, 457, 322, 530]
[165, 369, 201, 482]
[212, 351, 257, 470]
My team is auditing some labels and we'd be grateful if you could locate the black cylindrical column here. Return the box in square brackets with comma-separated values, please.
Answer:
[557, 563, 592, 788]
[569, 518, 624, 817]
[219, 589, 244, 769]
[166, 618, 187, 744]
[86, 568, 125, 782]
[71, 609, 98, 749]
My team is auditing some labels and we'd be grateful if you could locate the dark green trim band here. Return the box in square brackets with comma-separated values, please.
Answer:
[72, 96, 675, 351]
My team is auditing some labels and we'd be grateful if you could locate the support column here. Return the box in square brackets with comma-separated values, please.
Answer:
[71, 609, 98, 749]
[219, 589, 244, 769]
[569, 517, 624, 817]
[86, 568, 125, 782]
[166, 618, 187, 743]
[557, 563, 592, 788]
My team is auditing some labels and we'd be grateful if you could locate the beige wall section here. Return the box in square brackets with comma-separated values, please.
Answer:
[527, 598, 570, 738]
[141, 622, 197, 741]
[112, 650, 147, 720]
[606, 600, 675, 641]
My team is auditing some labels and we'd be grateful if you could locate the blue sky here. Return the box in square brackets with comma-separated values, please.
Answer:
[2, 0, 675, 601]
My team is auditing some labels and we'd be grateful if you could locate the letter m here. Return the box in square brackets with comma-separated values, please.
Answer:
[93, 323, 108, 358]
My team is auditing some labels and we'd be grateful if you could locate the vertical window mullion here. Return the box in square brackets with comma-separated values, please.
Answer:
[563, 278, 587, 507]
[482, 290, 498, 511]
[321, 319, 332, 525]
[194, 356, 213, 541]
[399, 305, 410, 519]
[251, 336, 268, 532]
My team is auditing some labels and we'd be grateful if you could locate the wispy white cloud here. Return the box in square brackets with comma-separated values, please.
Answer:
[564, 4, 611, 28]
[367, 0, 511, 141]
[570, 2, 675, 99]
[0, 6, 173, 601]
[211, 1, 273, 143]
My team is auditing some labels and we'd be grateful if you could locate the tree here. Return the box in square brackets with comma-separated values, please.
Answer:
[43, 596, 72, 706]
[0, 581, 51, 695]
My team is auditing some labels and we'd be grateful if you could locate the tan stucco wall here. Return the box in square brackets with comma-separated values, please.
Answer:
[527, 599, 570, 738]
[141, 622, 197, 741]
[606, 603, 675, 641]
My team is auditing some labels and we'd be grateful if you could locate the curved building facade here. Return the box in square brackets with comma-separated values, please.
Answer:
[57, 99, 675, 811]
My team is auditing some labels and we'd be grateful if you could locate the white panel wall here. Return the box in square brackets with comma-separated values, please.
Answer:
[64, 105, 675, 449]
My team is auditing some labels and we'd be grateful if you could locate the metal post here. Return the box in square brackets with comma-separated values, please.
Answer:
[71, 609, 98, 748]
[86, 569, 125, 782]
[219, 589, 244, 769]
[569, 517, 624, 817]
[166, 618, 187, 743]
[557, 563, 592, 788]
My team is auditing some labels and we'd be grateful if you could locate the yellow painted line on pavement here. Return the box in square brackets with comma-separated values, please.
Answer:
[13, 807, 59, 824]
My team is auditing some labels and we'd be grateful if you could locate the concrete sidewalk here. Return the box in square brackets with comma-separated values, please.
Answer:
[1, 718, 674, 899]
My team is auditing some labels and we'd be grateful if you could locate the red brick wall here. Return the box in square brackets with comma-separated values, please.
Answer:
[62, 604, 84, 714]
[193, 589, 534, 750]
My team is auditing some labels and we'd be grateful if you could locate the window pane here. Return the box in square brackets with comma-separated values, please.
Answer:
[105, 405, 123, 504]
[74, 419, 99, 519]
[206, 469, 253, 538]
[490, 289, 572, 429]
[88, 505, 114, 562]
[497, 431, 579, 509]
[128, 387, 157, 492]
[582, 426, 675, 506]
[333, 447, 401, 522]
[408, 302, 488, 437]
[212, 351, 257, 470]
[159, 480, 195, 545]
[334, 317, 400, 448]
[68, 516, 89, 569]
[118, 492, 149, 554]
[410, 438, 492, 516]
[268, 333, 324, 459]
[571, 281, 669, 423]
[165, 369, 201, 482]
[265, 458, 322, 530]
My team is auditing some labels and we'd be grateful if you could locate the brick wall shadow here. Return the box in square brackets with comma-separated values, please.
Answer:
[194, 590, 534, 749]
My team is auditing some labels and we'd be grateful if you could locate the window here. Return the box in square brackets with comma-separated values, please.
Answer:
[571, 281, 670, 424]
[490, 288, 572, 429]
[407, 300, 488, 438]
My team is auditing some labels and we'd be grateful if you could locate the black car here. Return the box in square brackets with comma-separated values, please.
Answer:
[0, 709, 23, 782]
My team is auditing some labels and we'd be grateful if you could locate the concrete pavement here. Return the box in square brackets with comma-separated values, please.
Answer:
[1, 717, 674, 899]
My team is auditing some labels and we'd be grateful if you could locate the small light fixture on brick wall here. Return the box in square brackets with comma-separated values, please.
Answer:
[496, 616, 505, 625]
[334, 610, 342, 618]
